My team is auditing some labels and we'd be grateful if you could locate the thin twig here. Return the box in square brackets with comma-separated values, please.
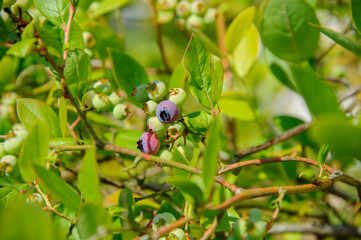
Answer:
[134, 187, 177, 202]
[233, 122, 312, 160]
[200, 217, 217, 240]
[338, 84, 361, 102]
[152, 216, 194, 239]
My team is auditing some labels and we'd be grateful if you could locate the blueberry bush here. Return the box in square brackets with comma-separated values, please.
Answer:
[1, 0, 361, 239]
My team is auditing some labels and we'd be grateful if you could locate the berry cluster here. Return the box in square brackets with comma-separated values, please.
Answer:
[156, 0, 217, 30]
[0, 124, 28, 175]
[82, 79, 132, 121]
[134, 80, 194, 161]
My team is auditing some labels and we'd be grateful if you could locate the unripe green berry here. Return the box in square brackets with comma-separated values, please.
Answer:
[14, 129, 28, 139]
[92, 93, 111, 111]
[157, 0, 177, 11]
[146, 80, 167, 101]
[176, 1, 191, 17]
[93, 80, 112, 95]
[131, 84, 150, 103]
[142, 100, 158, 115]
[177, 145, 193, 161]
[1, 154, 17, 166]
[109, 91, 124, 106]
[0, 143, 6, 159]
[83, 31, 96, 48]
[204, 8, 217, 24]
[186, 14, 204, 29]
[168, 88, 187, 106]
[0, 104, 11, 119]
[2, 92, 18, 106]
[4, 136, 23, 154]
[168, 228, 186, 240]
[167, 123, 184, 141]
[26, 193, 45, 207]
[190, 0, 207, 15]
[158, 149, 173, 161]
[113, 103, 131, 120]
[82, 90, 96, 109]
[147, 116, 168, 134]
[152, 213, 176, 231]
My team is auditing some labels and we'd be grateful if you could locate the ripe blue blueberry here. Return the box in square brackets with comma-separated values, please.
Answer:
[137, 132, 160, 155]
[156, 100, 179, 124]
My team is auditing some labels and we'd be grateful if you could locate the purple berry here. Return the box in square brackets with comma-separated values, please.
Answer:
[156, 100, 179, 124]
[137, 132, 160, 155]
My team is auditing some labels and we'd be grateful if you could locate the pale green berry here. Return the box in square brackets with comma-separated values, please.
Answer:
[14, 129, 28, 139]
[0, 104, 11, 119]
[26, 193, 44, 207]
[1, 154, 17, 166]
[83, 31, 96, 48]
[204, 8, 217, 24]
[142, 100, 158, 115]
[92, 93, 111, 111]
[93, 80, 112, 94]
[147, 116, 168, 134]
[168, 88, 187, 106]
[157, 0, 177, 10]
[82, 90, 96, 109]
[113, 103, 131, 120]
[167, 123, 184, 141]
[158, 149, 173, 161]
[177, 145, 193, 161]
[168, 228, 186, 240]
[12, 123, 26, 131]
[146, 80, 167, 101]
[186, 14, 204, 29]
[109, 91, 124, 106]
[152, 213, 176, 231]
[176, 1, 191, 17]
[175, 136, 195, 148]
[190, 0, 207, 15]
[2, 92, 18, 106]
[132, 84, 150, 103]
[4, 136, 23, 154]
[0, 143, 5, 159]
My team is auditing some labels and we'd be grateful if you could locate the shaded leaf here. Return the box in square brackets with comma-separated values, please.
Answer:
[0, 184, 33, 210]
[219, 96, 255, 121]
[19, 121, 50, 182]
[165, 176, 204, 205]
[88, 0, 130, 19]
[6, 38, 37, 58]
[184, 111, 214, 132]
[351, 0, 361, 33]
[78, 146, 103, 205]
[172, 147, 190, 177]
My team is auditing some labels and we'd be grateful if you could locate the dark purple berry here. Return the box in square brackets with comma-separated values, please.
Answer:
[137, 132, 160, 155]
[156, 100, 179, 124]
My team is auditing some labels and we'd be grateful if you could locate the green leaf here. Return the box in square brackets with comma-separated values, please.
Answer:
[17, 98, 62, 138]
[0, 184, 33, 210]
[233, 24, 260, 77]
[114, 129, 143, 151]
[225, 6, 255, 53]
[34, 0, 70, 27]
[58, 97, 67, 137]
[88, 0, 130, 19]
[86, 111, 118, 127]
[202, 117, 220, 198]
[168, 62, 188, 90]
[19, 121, 50, 182]
[6, 38, 37, 58]
[36, 25, 63, 64]
[33, 165, 81, 212]
[0, 203, 66, 240]
[311, 115, 361, 160]
[191, 27, 223, 57]
[67, 20, 84, 50]
[273, 115, 310, 145]
[317, 144, 330, 168]
[310, 24, 361, 57]
[78, 146, 103, 205]
[261, 0, 319, 62]
[109, 50, 149, 107]
[351, 0, 361, 33]
[165, 176, 204, 205]
[292, 65, 341, 117]
[64, 49, 91, 100]
[77, 203, 112, 240]
[183, 34, 223, 110]
[249, 209, 263, 223]
[185, 111, 214, 132]
[118, 188, 135, 221]
[172, 147, 190, 177]
[219, 95, 255, 121]
[0, 55, 17, 84]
